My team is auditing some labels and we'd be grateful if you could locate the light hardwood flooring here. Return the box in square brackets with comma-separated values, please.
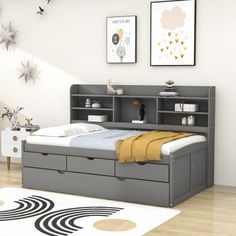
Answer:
[0, 162, 236, 236]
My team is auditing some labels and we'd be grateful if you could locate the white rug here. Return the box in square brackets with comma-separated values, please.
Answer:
[0, 188, 180, 236]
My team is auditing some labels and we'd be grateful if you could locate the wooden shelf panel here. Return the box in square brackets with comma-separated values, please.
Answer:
[72, 107, 113, 111]
[71, 94, 158, 99]
[157, 124, 208, 133]
[71, 120, 157, 129]
[105, 122, 158, 130]
[158, 96, 209, 100]
[71, 120, 208, 133]
[158, 110, 208, 115]
[71, 94, 113, 97]
[114, 95, 157, 99]
[72, 94, 209, 100]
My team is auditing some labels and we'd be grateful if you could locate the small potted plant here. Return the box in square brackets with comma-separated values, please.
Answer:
[1, 106, 24, 130]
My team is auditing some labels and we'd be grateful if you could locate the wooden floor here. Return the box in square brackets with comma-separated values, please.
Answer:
[0, 162, 236, 236]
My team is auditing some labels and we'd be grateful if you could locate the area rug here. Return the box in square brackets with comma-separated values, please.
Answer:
[0, 187, 180, 236]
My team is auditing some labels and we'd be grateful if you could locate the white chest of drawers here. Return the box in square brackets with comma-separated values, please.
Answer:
[1, 127, 30, 170]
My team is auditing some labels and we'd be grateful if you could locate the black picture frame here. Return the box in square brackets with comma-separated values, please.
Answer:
[106, 15, 137, 64]
[150, 0, 196, 66]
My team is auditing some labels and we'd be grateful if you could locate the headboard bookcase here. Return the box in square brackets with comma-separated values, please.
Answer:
[70, 84, 215, 187]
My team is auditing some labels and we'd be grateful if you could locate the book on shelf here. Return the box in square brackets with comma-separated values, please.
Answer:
[132, 120, 147, 124]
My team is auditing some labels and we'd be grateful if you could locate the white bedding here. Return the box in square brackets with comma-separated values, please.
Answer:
[32, 123, 105, 137]
[26, 129, 206, 156]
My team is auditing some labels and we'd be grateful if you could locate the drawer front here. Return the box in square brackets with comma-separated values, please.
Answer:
[1, 143, 22, 158]
[67, 156, 115, 176]
[23, 167, 169, 206]
[116, 162, 169, 182]
[1, 131, 30, 144]
[22, 152, 66, 171]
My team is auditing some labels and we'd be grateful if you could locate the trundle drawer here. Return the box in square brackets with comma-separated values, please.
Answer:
[22, 152, 66, 171]
[23, 167, 170, 206]
[116, 162, 169, 182]
[67, 156, 115, 176]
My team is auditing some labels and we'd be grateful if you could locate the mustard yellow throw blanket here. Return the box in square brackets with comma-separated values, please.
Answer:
[116, 131, 192, 163]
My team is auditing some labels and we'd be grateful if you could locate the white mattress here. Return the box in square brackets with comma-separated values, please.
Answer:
[26, 129, 206, 156]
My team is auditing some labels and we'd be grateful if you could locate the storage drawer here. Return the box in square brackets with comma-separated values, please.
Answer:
[23, 167, 170, 206]
[1, 131, 29, 144]
[22, 152, 66, 171]
[2, 143, 22, 158]
[116, 162, 169, 182]
[67, 156, 115, 176]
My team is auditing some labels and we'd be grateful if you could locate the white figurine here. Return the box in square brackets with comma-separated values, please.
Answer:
[85, 98, 92, 108]
[107, 79, 117, 95]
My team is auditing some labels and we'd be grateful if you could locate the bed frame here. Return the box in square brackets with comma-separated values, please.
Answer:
[22, 85, 215, 207]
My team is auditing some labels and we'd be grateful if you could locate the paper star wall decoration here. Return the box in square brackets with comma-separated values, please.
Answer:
[18, 61, 40, 82]
[37, 6, 45, 15]
[0, 22, 16, 50]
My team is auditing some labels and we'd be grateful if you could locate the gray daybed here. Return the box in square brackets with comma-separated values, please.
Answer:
[22, 85, 215, 207]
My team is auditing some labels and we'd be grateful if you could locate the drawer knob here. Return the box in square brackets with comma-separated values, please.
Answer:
[86, 157, 95, 160]
[13, 147, 18, 153]
[13, 136, 18, 141]
[57, 170, 66, 174]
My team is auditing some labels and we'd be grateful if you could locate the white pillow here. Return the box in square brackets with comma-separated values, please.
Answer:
[74, 123, 105, 132]
[32, 123, 105, 137]
[32, 125, 85, 137]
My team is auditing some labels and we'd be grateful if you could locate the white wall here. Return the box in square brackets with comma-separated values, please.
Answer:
[0, 0, 235, 186]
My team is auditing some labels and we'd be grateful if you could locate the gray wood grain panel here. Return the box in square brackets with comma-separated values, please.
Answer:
[23, 142, 206, 164]
[23, 167, 170, 206]
[173, 184, 206, 206]
[116, 162, 169, 182]
[72, 84, 211, 97]
[24, 143, 68, 155]
[173, 154, 191, 199]
[22, 152, 66, 171]
[173, 142, 206, 158]
[23, 142, 118, 160]
[71, 120, 209, 132]
[67, 156, 115, 176]
[66, 147, 117, 160]
[207, 87, 215, 187]
[191, 149, 207, 189]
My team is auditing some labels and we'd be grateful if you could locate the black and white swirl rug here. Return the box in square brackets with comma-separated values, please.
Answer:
[0, 188, 179, 236]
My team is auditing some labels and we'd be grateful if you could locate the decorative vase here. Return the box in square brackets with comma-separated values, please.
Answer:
[92, 101, 102, 108]
[11, 114, 20, 130]
[187, 115, 195, 126]
[181, 117, 187, 126]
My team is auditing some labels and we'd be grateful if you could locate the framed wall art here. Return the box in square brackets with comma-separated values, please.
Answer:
[150, 0, 196, 66]
[106, 15, 137, 64]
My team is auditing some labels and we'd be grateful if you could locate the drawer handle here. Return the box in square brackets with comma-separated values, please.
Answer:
[86, 157, 95, 160]
[41, 153, 49, 156]
[13, 147, 18, 153]
[137, 162, 147, 166]
[13, 136, 18, 141]
[116, 177, 126, 181]
[57, 170, 65, 174]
